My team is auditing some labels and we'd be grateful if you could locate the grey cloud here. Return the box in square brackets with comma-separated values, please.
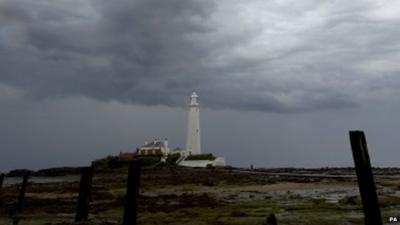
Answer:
[0, 0, 399, 112]
[2, 0, 400, 171]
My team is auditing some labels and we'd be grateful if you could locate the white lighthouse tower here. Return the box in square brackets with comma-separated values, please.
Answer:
[186, 92, 201, 155]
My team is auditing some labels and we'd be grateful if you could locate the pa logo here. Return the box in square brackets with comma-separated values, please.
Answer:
[390, 217, 398, 223]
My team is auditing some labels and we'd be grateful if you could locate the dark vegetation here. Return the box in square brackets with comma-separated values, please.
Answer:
[92, 156, 160, 170]
[185, 153, 216, 161]
[166, 153, 181, 165]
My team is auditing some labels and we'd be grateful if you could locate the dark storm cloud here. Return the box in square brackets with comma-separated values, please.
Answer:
[1, 0, 400, 112]
[2, 0, 400, 171]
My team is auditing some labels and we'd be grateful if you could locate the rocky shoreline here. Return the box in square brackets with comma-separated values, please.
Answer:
[1, 166, 400, 225]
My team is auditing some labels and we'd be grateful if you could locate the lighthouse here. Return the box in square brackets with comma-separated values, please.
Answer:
[186, 92, 201, 155]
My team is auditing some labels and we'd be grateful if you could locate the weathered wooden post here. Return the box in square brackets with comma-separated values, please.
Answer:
[123, 160, 141, 225]
[349, 130, 382, 225]
[75, 166, 93, 222]
[0, 173, 4, 189]
[265, 213, 277, 225]
[16, 174, 29, 213]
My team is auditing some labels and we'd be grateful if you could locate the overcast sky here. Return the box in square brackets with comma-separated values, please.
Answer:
[1, 0, 400, 171]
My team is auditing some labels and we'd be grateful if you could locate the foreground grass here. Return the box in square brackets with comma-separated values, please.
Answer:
[1, 167, 400, 225]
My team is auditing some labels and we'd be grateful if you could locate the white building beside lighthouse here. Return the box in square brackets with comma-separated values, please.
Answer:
[186, 92, 201, 155]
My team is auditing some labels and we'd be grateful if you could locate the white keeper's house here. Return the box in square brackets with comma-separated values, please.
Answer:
[137, 139, 170, 156]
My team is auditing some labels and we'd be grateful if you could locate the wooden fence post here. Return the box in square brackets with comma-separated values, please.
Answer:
[123, 160, 141, 225]
[265, 213, 277, 225]
[16, 174, 29, 213]
[0, 173, 4, 189]
[75, 167, 93, 222]
[349, 130, 382, 225]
